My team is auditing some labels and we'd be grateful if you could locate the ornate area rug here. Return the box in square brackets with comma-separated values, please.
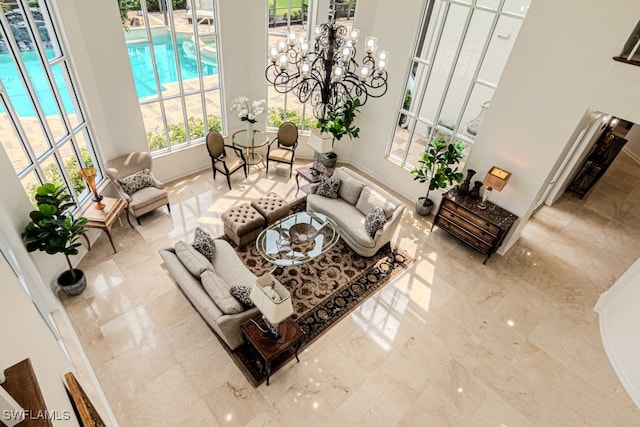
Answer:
[221, 221, 413, 386]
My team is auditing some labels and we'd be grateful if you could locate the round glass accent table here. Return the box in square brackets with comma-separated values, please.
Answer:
[256, 212, 340, 267]
[232, 129, 269, 166]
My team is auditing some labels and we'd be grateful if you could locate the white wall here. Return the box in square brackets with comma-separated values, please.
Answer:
[0, 256, 79, 426]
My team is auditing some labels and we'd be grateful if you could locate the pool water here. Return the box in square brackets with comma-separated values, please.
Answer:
[0, 34, 218, 116]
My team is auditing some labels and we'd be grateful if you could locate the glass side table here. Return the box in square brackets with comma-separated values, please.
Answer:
[232, 129, 269, 166]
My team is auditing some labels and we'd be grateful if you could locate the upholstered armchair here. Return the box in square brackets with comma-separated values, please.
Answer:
[266, 122, 298, 177]
[105, 152, 170, 225]
[206, 130, 247, 189]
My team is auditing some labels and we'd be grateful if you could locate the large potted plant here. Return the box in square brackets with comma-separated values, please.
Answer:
[22, 183, 88, 296]
[410, 136, 465, 216]
[316, 97, 361, 167]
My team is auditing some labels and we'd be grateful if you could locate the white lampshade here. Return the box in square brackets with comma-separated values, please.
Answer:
[250, 275, 293, 325]
[307, 132, 333, 154]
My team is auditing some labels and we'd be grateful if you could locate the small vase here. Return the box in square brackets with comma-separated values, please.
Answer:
[469, 180, 483, 199]
[459, 169, 476, 196]
[246, 122, 253, 140]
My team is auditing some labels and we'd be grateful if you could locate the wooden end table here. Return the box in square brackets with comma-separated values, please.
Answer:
[241, 316, 305, 385]
[79, 196, 133, 253]
[295, 162, 334, 195]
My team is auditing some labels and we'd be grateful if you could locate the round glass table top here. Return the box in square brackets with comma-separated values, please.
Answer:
[232, 129, 269, 148]
[256, 212, 340, 266]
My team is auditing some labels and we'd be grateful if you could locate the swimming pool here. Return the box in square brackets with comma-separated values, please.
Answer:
[0, 34, 218, 116]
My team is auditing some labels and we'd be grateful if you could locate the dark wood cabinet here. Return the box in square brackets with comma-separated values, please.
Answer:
[568, 128, 627, 198]
[432, 188, 518, 264]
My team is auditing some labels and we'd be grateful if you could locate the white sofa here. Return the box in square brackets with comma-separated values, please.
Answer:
[307, 167, 406, 257]
[159, 239, 258, 350]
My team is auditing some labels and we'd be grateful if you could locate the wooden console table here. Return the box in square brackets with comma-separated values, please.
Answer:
[432, 187, 518, 264]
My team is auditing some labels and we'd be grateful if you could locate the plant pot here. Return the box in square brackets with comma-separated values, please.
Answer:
[57, 268, 86, 296]
[321, 152, 337, 168]
[415, 197, 434, 216]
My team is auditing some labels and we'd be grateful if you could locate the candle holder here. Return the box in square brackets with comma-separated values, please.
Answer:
[78, 167, 105, 210]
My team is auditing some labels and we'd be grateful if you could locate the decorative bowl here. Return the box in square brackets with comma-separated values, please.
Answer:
[289, 223, 317, 243]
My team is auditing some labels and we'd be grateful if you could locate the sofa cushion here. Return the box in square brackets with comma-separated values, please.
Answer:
[201, 270, 244, 315]
[307, 194, 375, 249]
[365, 206, 387, 237]
[356, 187, 397, 219]
[118, 168, 155, 195]
[333, 168, 365, 205]
[230, 286, 255, 308]
[175, 240, 214, 277]
[193, 227, 216, 262]
[316, 176, 341, 199]
[212, 239, 259, 288]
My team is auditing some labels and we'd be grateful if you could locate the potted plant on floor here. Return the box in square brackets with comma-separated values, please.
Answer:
[411, 136, 465, 216]
[22, 183, 88, 296]
[316, 97, 361, 167]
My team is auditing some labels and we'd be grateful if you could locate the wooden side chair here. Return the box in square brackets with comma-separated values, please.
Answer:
[266, 122, 298, 178]
[206, 130, 247, 189]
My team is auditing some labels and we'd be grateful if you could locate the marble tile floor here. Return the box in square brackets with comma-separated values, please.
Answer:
[62, 155, 640, 426]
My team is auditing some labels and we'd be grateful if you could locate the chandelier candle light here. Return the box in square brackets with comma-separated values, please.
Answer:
[229, 96, 266, 139]
[266, 20, 389, 122]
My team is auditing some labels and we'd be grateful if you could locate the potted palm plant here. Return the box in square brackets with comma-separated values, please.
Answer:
[411, 136, 465, 216]
[316, 97, 361, 167]
[22, 183, 88, 295]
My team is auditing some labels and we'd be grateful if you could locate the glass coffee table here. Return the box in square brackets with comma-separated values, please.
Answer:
[256, 212, 340, 267]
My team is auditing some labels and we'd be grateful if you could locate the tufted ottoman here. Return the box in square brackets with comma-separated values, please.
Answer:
[251, 192, 291, 225]
[222, 203, 265, 247]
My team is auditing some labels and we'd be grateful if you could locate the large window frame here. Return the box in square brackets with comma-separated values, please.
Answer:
[388, 0, 530, 170]
[0, 0, 101, 207]
[122, 0, 224, 154]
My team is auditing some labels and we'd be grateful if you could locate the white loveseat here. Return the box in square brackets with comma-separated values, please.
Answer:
[307, 167, 405, 257]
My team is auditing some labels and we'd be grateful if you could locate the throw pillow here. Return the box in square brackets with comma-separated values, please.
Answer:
[333, 168, 365, 204]
[316, 176, 341, 199]
[174, 240, 214, 277]
[118, 168, 155, 195]
[356, 187, 396, 219]
[192, 227, 215, 262]
[230, 286, 255, 308]
[364, 206, 387, 238]
[201, 270, 244, 315]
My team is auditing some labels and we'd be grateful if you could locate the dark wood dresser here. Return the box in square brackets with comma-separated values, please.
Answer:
[432, 187, 518, 263]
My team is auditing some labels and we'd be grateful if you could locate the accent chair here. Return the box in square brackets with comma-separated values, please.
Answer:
[206, 130, 247, 189]
[266, 122, 298, 178]
[105, 151, 170, 225]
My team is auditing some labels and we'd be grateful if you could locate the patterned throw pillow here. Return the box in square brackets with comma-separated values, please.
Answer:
[364, 206, 387, 238]
[316, 176, 341, 199]
[230, 286, 255, 308]
[192, 227, 215, 262]
[118, 168, 155, 195]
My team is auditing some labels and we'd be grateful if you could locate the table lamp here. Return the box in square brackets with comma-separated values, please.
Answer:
[306, 132, 333, 175]
[250, 275, 293, 338]
[478, 166, 511, 210]
[78, 167, 105, 210]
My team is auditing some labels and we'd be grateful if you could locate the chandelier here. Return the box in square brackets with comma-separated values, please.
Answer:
[265, 20, 389, 122]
